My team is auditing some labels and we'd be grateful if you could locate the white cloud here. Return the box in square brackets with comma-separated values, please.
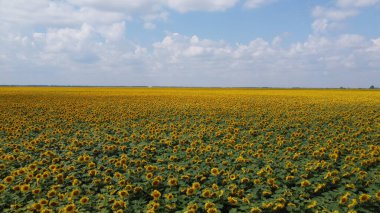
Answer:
[165, 0, 239, 13]
[336, 0, 379, 8]
[310, 0, 378, 34]
[312, 6, 358, 21]
[244, 0, 277, 9]
[1, 31, 380, 87]
[0, 1, 379, 87]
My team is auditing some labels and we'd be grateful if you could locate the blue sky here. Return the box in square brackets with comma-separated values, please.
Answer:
[0, 0, 380, 87]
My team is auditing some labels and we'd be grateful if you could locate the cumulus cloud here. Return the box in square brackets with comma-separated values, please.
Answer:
[336, 0, 379, 8]
[244, 0, 277, 9]
[0, 1, 379, 87]
[310, 0, 379, 33]
[2, 29, 378, 87]
[165, 0, 239, 13]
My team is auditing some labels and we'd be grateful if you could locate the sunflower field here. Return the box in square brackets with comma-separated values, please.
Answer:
[0, 87, 379, 213]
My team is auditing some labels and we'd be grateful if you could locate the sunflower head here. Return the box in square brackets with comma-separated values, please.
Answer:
[151, 190, 161, 200]
[79, 197, 89, 204]
[359, 194, 371, 203]
[3, 175, 15, 184]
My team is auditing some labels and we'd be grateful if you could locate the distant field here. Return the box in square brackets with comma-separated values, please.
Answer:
[0, 87, 379, 212]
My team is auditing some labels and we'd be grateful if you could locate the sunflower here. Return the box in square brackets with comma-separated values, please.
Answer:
[79, 196, 89, 204]
[285, 176, 294, 181]
[164, 193, 174, 200]
[31, 203, 42, 210]
[186, 187, 195, 196]
[168, 178, 178, 186]
[262, 190, 272, 196]
[359, 194, 371, 203]
[71, 189, 80, 197]
[204, 201, 215, 210]
[3, 175, 15, 184]
[250, 207, 262, 213]
[211, 168, 219, 176]
[39, 199, 49, 206]
[152, 179, 160, 187]
[88, 169, 97, 176]
[202, 189, 212, 198]
[118, 190, 129, 198]
[49, 200, 59, 207]
[212, 184, 219, 190]
[273, 203, 285, 211]
[253, 179, 261, 185]
[300, 180, 311, 187]
[348, 199, 357, 209]
[32, 188, 41, 195]
[339, 195, 349, 205]
[40, 209, 53, 213]
[20, 184, 30, 193]
[376, 190, 380, 201]
[207, 208, 218, 213]
[229, 174, 237, 181]
[192, 182, 201, 189]
[145, 172, 154, 180]
[267, 178, 275, 185]
[0, 184, 6, 192]
[307, 200, 317, 209]
[151, 190, 161, 200]
[227, 196, 238, 205]
[47, 190, 57, 198]
[64, 203, 76, 213]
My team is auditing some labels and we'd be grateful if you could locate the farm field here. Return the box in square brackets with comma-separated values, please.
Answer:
[0, 87, 379, 213]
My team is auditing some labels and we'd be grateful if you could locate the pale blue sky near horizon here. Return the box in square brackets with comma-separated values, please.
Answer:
[1, 0, 380, 87]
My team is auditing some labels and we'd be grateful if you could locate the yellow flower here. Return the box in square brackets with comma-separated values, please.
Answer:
[307, 200, 317, 209]
[63, 203, 76, 213]
[71, 189, 80, 197]
[359, 194, 371, 203]
[375, 190, 380, 201]
[3, 175, 15, 184]
[250, 207, 262, 213]
[164, 193, 174, 200]
[207, 208, 218, 213]
[204, 201, 215, 210]
[253, 179, 261, 185]
[145, 172, 153, 180]
[339, 195, 349, 205]
[211, 168, 219, 176]
[118, 190, 129, 198]
[0, 184, 7, 192]
[151, 190, 161, 200]
[40, 208, 53, 213]
[262, 190, 272, 196]
[229, 174, 237, 180]
[192, 182, 201, 189]
[47, 190, 57, 198]
[348, 199, 357, 209]
[20, 184, 30, 193]
[32, 188, 41, 195]
[300, 180, 311, 187]
[168, 178, 178, 186]
[31, 203, 42, 210]
[79, 196, 89, 204]
[273, 203, 284, 211]
[186, 187, 195, 196]
[202, 189, 212, 198]
[227, 196, 238, 205]
[39, 199, 49, 206]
